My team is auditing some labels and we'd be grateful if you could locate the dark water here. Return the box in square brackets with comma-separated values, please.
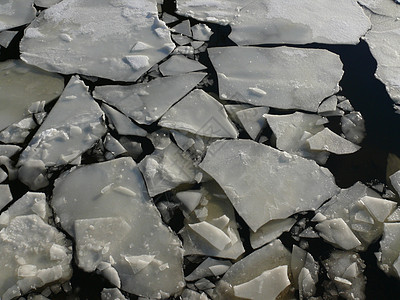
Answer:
[1, 0, 400, 299]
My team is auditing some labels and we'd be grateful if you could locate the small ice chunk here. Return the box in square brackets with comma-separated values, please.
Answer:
[307, 128, 361, 154]
[316, 218, 362, 250]
[171, 130, 195, 151]
[387, 207, 400, 222]
[0, 145, 21, 158]
[250, 218, 296, 249]
[159, 89, 238, 138]
[162, 13, 178, 24]
[0, 0, 36, 31]
[159, 55, 206, 76]
[191, 24, 213, 41]
[176, 191, 203, 213]
[185, 257, 231, 281]
[378, 223, 400, 278]
[34, 0, 62, 8]
[101, 104, 147, 137]
[124, 255, 156, 274]
[138, 143, 197, 197]
[0, 60, 64, 131]
[172, 34, 192, 45]
[209, 47, 343, 112]
[104, 134, 127, 158]
[0, 185, 12, 211]
[236, 106, 269, 140]
[0, 31, 18, 48]
[224, 104, 253, 125]
[94, 72, 206, 125]
[199, 140, 339, 231]
[360, 196, 397, 222]
[20, 0, 174, 81]
[172, 20, 192, 37]
[189, 221, 231, 251]
[0, 116, 37, 144]
[341, 111, 366, 144]
[318, 96, 338, 114]
[337, 99, 354, 112]
[101, 288, 127, 300]
[389, 170, 400, 196]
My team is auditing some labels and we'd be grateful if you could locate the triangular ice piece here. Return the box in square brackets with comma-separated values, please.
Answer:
[236, 106, 269, 140]
[159, 89, 238, 138]
[159, 55, 206, 76]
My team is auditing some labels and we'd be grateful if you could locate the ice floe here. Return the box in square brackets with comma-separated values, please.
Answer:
[0, 0, 36, 32]
[20, 0, 175, 81]
[208, 47, 343, 112]
[93, 72, 206, 125]
[199, 140, 339, 231]
[51, 157, 184, 298]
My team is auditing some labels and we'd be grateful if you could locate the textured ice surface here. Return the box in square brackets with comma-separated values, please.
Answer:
[159, 55, 206, 76]
[51, 157, 184, 298]
[199, 140, 339, 231]
[365, 28, 400, 105]
[264, 112, 329, 164]
[94, 72, 206, 125]
[18, 76, 106, 190]
[20, 0, 175, 81]
[213, 239, 291, 300]
[0, 60, 64, 131]
[307, 128, 361, 155]
[159, 89, 238, 138]
[0, 193, 72, 300]
[0, 0, 36, 32]
[139, 142, 198, 197]
[228, 0, 370, 45]
[209, 47, 343, 112]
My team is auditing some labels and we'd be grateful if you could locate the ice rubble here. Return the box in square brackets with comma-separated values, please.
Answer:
[159, 89, 238, 138]
[51, 157, 184, 298]
[0, 0, 36, 32]
[208, 47, 343, 112]
[93, 72, 206, 125]
[20, 0, 175, 81]
[17, 76, 107, 190]
[0, 60, 64, 132]
[0, 192, 72, 300]
[199, 140, 339, 231]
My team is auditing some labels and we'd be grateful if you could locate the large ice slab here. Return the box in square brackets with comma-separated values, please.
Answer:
[51, 157, 184, 298]
[0, 60, 64, 131]
[93, 72, 206, 125]
[199, 140, 339, 231]
[208, 47, 343, 112]
[228, 0, 370, 45]
[20, 0, 175, 81]
[0, 0, 36, 32]
[364, 29, 400, 105]
[17, 76, 106, 190]
[159, 89, 238, 138]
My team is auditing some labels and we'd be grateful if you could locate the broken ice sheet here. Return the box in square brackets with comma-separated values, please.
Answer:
[159, 89, 238, 138]
[191, 24, 213, 41]
[179, 182, 245, 259]
[306, 128, 361, 155]
[17, 76, 107, 190]
[317, 182, 387, 250]
[93, 72, 206, 125]
[264, 112, 329, 164]
[0, 60, 64, 131]
[323, 251, 366, 300]
[0, 0, 36, 32]
[51, 157, 184, 298]
[20, 0, 175, 81]
[0, 185, 12, 211]
[200, 140, 339, 231]
[316, 218, 362, 250]
[377, 222, 400, 278]
[209, 47, 343, 112]
[159, 55, 206, 76]
[139, 142, 198, 197]
[229, 0, 370, 45]
[185, 258, 232, 281]
[364, 28, 400, 105]
[213, 239, 291, 300]
[341, 111, 366, 144]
